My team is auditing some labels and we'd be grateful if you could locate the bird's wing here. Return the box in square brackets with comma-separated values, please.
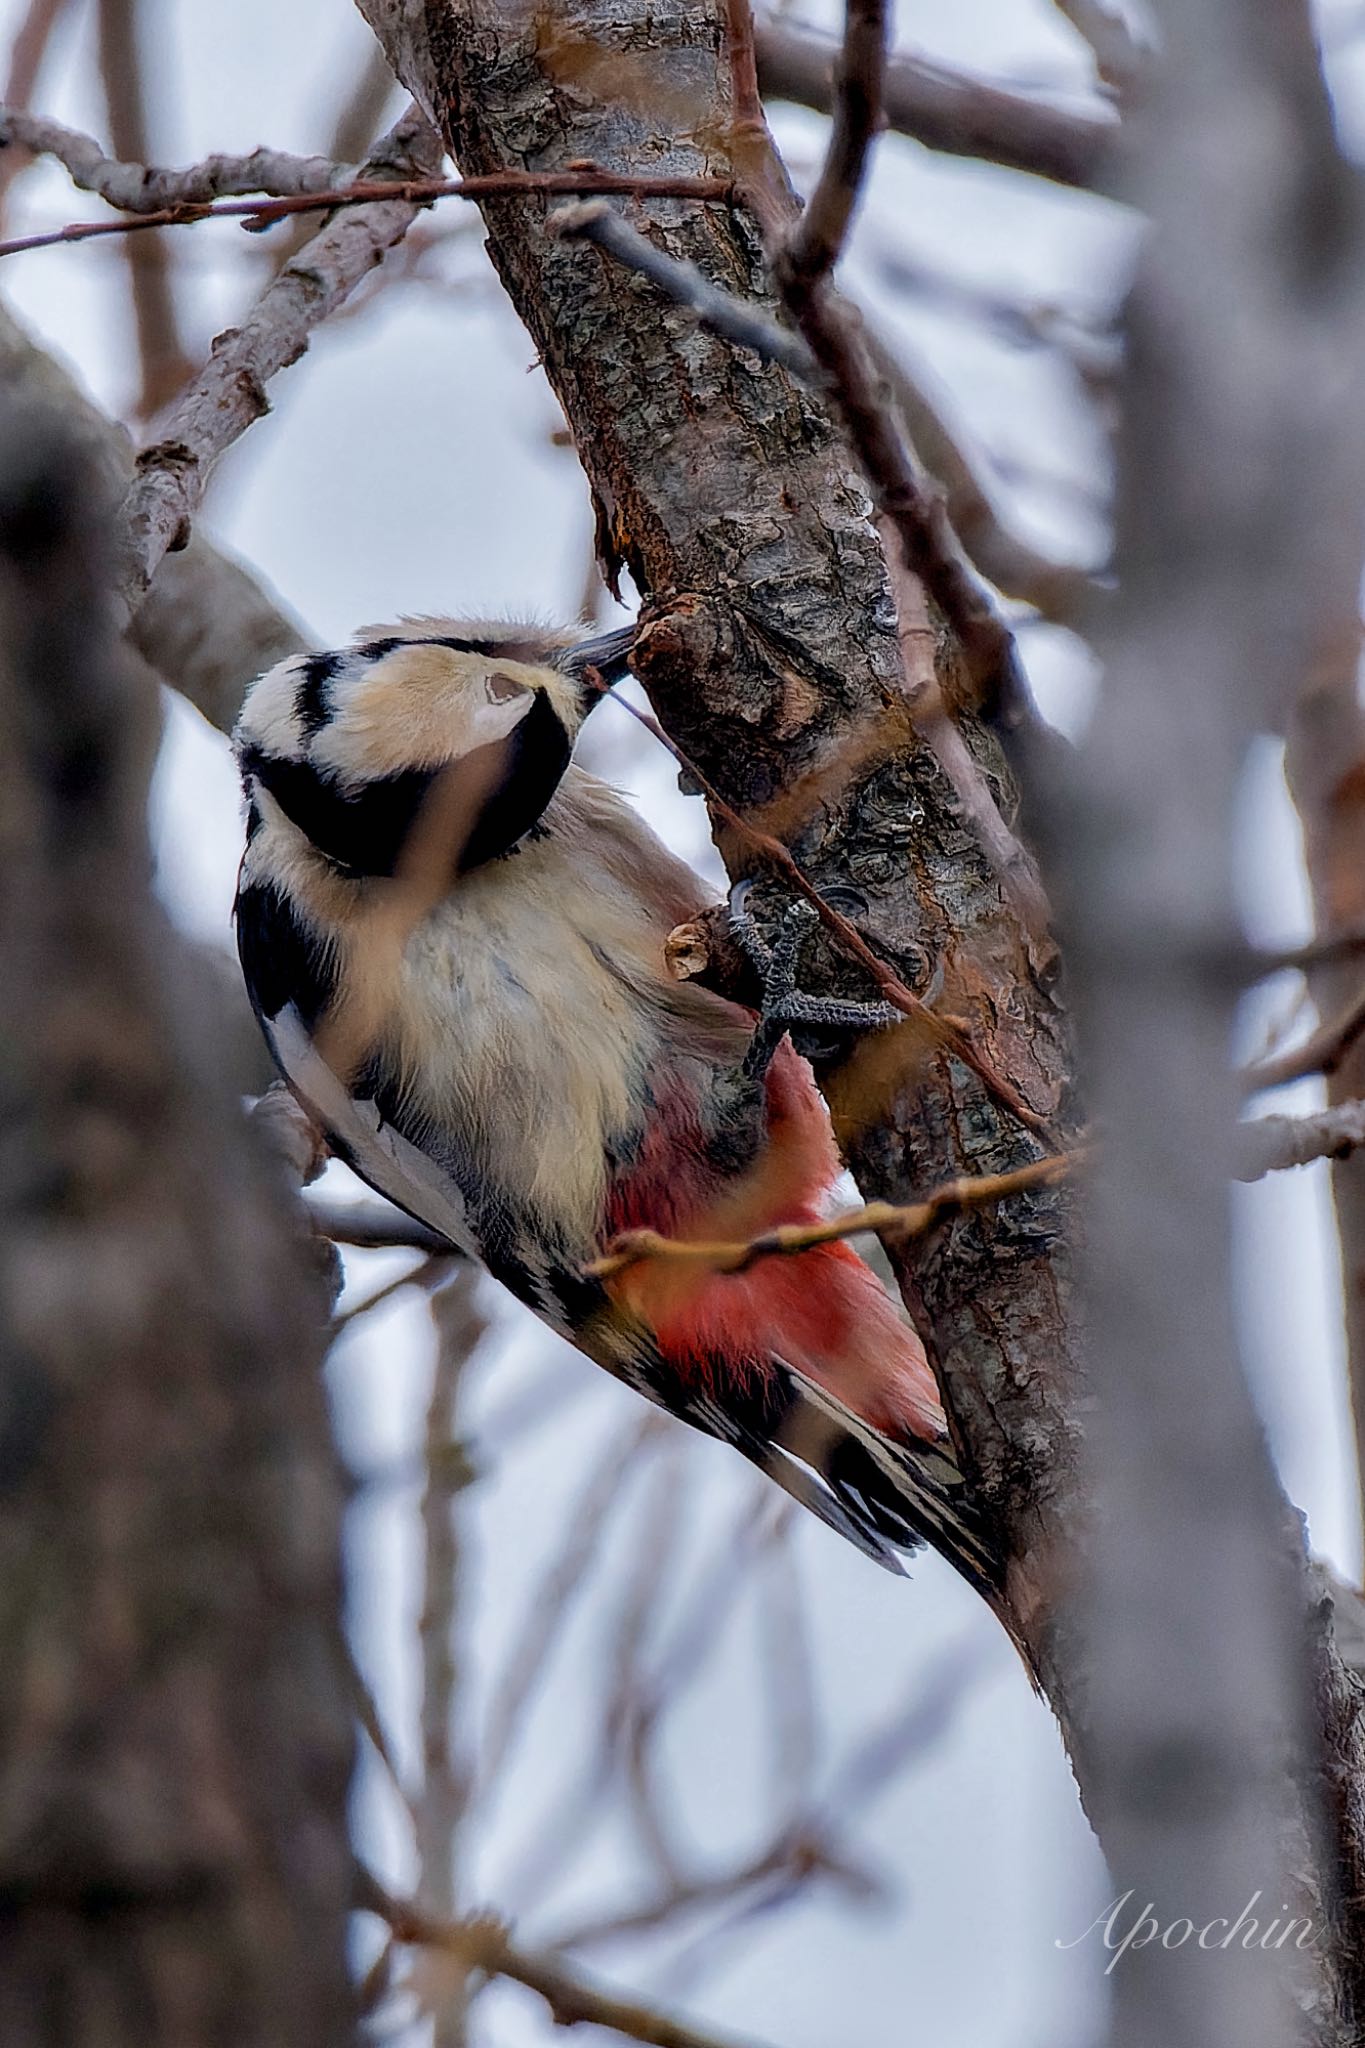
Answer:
[263, 1012, 998, 1597]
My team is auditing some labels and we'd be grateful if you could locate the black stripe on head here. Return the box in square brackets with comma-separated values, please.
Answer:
[458, 687, 573, 869]
[295, 650, 345, 740]
[240, 743, 438, 878]
[235, 875, 337, 1028]
[239, 687, 574, 880]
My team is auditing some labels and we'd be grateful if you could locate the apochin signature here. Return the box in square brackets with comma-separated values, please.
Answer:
[1056, 1891, 1316, 1975]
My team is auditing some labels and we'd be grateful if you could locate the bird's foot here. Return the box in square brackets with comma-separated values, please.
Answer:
[728, 881, 901, 1084]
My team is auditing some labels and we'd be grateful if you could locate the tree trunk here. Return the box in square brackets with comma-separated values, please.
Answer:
[0, 408, 357, 2046]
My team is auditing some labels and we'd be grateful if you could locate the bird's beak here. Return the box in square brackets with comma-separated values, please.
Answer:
[558, 623, 636, 688]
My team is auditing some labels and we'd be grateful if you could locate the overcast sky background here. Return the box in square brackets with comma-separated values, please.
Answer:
[2, 2, 1360, 2043]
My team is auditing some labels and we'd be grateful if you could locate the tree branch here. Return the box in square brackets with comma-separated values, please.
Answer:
[1236, 1101, 1365, 1181]
[358, 1865, 771, 2048]
[116, 105, 445, 609]
[752, 13, 1122, 193]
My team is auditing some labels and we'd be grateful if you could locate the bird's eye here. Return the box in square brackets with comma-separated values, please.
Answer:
[486, 670, 531, 704]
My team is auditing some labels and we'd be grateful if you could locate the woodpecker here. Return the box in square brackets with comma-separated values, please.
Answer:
[233, 619, 1000, 1598]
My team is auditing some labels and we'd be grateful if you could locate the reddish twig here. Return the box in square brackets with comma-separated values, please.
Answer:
[0, 166, 732, 260]
[586, 1151, 1079, 1281]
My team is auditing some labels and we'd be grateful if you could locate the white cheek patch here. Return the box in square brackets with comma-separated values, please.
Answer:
[466, 676, 538, 748]
[309, 647, 543, 785]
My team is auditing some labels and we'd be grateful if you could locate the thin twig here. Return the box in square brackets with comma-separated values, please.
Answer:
[782, 0, 886, 290]
[419, 1273, 486, 2048]
[357, 1865, 772, 2048]
[331, 1252, 452, 1329]
[1241, 982, 1365, 1092]
[586, 1152, 1079, 1281]
[0, 159, 732, 260]
[743, 6, 1032, 732]
[590, 675, 1052, 1142]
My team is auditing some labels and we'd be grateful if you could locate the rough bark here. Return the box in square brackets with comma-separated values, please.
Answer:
[0, 409, 355, 2044]
[354, 0, 1084, 1720]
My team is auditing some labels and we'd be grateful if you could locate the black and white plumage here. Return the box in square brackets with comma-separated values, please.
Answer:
[232, 618, 1002, 1599]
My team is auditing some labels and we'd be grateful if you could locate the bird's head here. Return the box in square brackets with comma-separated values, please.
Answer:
[234, 618, 634, 879]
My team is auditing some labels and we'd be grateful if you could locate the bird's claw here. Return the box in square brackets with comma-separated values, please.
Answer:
[731, 887, 900, 1083]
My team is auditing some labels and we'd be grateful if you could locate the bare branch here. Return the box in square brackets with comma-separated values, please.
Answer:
[1242, 981, 1365, 1093]
[782, 0, 885, 291]
[753, 12, 1122, 193]
[0, 159, 733, 262]
[587, 1152, 1079, 1281]
[1235, 1101, 1365, 1180]
[115, 107, 444, 609]
[358, 1866, 770, 2048]
[1056, 0, 1365, 2026]
[0, 102, 350, 209]
[0, 0, 73, 223]
[0, 398, 353, 2048]
[95, 0, 194, 416]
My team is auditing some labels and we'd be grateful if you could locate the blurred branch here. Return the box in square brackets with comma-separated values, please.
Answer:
[1057, 0, 1365, 2028]
[358, 1866, 772, 2048]
[0, 294, 311, 727]
[1047, 0, 1146, 97]
[0, 0, 72, 224]
[477, 1414, 661, 1801]
[1287, 643, 1365, 1546]
[95, 0, 194, 416]
[308, 1193, 457, 1255]
[1235, 1101, 1365, 1181]
[587, 1152, 1078, 1281]
[1241, 980, 1365, 1092]
[865, 326, 1102, 625]
[752, 13, 1122, 192]
[419, 1272, 486, 2048]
